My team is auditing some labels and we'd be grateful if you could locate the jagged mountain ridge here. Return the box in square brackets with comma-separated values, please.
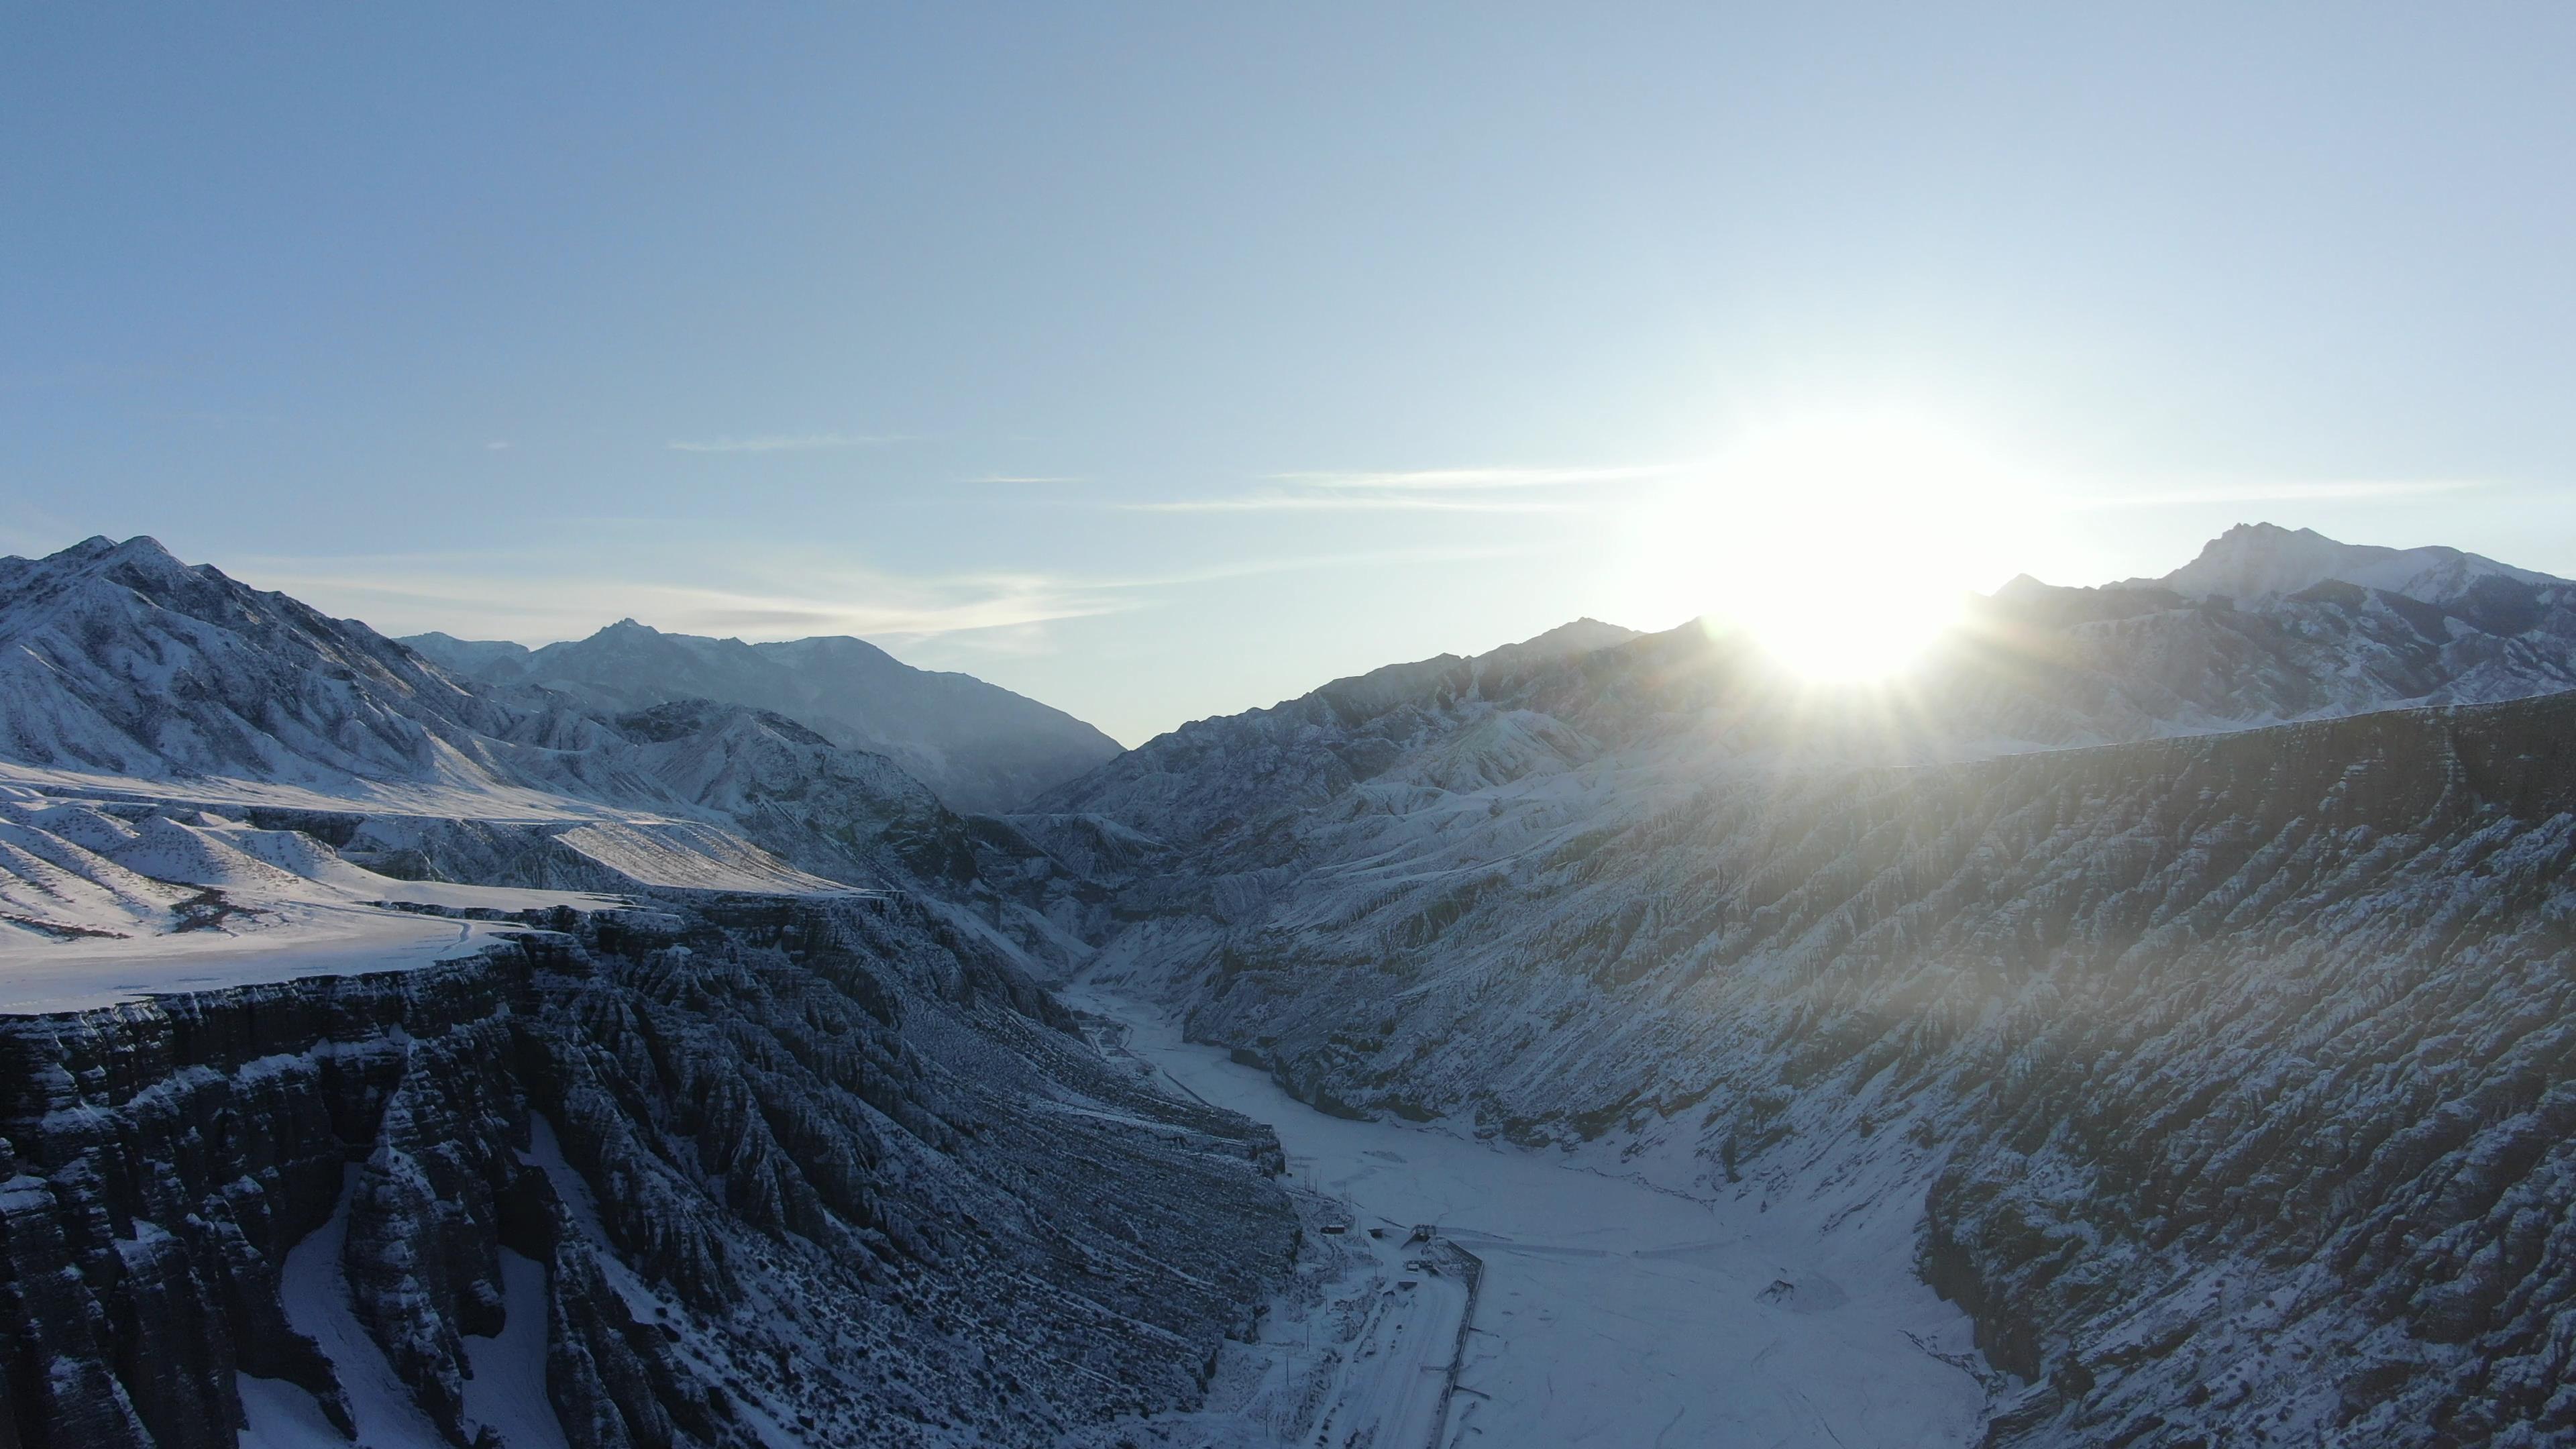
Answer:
[0, 536, 549, 789]
[1034, 523, 2576, 857]
[0, 537, 1101, 956]
[405, 619, 1122, 814]
[1028, 524, 2576, 1445]
[2115, 520, 2553, 606]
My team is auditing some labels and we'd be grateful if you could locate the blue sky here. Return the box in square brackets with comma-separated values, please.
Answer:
[6, 5, 2571, 743]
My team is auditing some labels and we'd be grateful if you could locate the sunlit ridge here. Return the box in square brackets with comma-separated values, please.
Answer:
[1626, 410, 2028, 681]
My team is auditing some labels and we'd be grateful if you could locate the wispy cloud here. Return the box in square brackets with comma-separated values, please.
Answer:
[225, 538, 1531, 653]
[2072, 477, 2490, 509]
[484, 440, 513, 451]
[1118, 493, 1585, 515]
[1088, 542, 1541, 588]
[665, 431, 901, 453]
[236, 556, 1120, 645]
[1272, 462, 1689, 491]
[1124, 458, 1688, 514]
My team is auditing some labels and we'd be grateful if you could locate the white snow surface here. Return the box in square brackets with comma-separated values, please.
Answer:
[1070, 982, 1990, 1449]
[461, 1250, 571, 1449]
[0, 782, 642, 1012]
[272, 1168, 451, 1448]
[234, 1373, 348, 1449]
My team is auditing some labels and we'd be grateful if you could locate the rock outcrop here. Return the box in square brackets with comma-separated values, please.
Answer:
[0, 894, 1297, 1448]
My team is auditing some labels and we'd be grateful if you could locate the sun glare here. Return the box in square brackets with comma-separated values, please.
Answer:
[1625, 411, 2028, 682]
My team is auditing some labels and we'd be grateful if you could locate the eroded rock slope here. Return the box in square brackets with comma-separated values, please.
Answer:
[1068, 690, 2576, 1445]
[0, 894, 1295, 1448]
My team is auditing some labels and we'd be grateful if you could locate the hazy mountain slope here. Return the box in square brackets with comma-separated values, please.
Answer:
[1079, 690, 2576, 1446]
[1026, 617, 1648, 851]
[2121, 520, 2555, 605]
[1037, 527, 2576, 854]
[398, 630, 536, 675]
[405, 620, 1122, 813]
[1032, 527, 2576, 1446]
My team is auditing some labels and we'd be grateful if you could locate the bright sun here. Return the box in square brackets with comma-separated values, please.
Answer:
[1625, 411, 2029, 682]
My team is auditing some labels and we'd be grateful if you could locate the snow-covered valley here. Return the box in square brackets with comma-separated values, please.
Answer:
[1070, 980, 1990, 1448]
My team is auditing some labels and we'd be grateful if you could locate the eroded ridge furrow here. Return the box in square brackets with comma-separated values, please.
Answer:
[0, 896, 1299, 1449]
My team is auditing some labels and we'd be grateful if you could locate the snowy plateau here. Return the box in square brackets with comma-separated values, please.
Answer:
[5, 523, 2576, 1448]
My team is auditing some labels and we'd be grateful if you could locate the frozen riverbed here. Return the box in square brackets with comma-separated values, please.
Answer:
[1065, 983, 1993, 1449]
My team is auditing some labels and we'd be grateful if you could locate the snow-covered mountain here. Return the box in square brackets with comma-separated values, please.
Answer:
[1071, 690, 2576, 1443]
[1, 536, 547, 788]
[0, 536, 1103, 955]
[2118, 519, 2555, 606]
[1035, 524, 2576, 851]
[405, 619, 1121, 814]
[0, 538, 1293, 1448]
[1027, 524, 2576, 1446]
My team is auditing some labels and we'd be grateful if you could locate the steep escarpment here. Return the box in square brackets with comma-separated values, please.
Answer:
[1081, 693, 2576, 1446]
[0, 895, 1296, 1449]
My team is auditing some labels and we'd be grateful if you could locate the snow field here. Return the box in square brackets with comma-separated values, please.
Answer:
[1066, 982, 1989, 1448]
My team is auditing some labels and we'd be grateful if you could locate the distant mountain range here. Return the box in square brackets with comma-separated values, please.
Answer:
[1034, 521, 2576, 845]
[11, 521, 2576, 1447]
[403, 619, 1121, 814]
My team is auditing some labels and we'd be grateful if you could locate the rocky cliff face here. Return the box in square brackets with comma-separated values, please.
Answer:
[0, 894, 1296, 1449]
[1067, 691, 2576, 1445]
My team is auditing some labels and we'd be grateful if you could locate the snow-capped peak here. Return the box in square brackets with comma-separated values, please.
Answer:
[2135, 521, 2554, 606]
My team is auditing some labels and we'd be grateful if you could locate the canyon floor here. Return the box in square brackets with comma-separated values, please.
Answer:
[1066, 980, 1994, 1449]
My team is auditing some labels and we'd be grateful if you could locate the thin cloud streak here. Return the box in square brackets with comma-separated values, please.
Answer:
[1273, 462, 1691, 490]
[1119, 494, 1582, 515]
[2070, 478, 2490, 509]
[665, 432, 902, 453]
[1084, 541, 1542, 591]
[229, 539, 1536, 652]
[241, 564, 1125, 645]
[1126, 458, 1689, 513]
